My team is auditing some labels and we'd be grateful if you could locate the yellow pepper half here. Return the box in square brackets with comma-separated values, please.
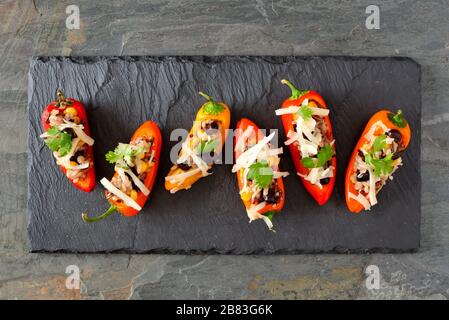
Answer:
[165, 92, 231, 193]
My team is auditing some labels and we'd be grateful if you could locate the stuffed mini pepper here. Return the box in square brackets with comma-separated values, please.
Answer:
[232, 118, 288, 231]
[40, 89, 95, 192]
[275, 79, 336, 205]
[345, 110, 411, 213]
[82, 121, 162, 222]
[165, 92, 230, 193]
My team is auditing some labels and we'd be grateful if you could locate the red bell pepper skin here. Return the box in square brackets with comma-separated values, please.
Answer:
[279, 79, 336, 205]
[234, 118, 285, 215]
[41, 90, 95, 192]
[82, 121, 162, 222]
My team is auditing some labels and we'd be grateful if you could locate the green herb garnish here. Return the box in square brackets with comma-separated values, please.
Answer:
[301, 144, 334, 168]
[363, 134, 395, 177]
[44, 126, 72, 156]
[195, 139, 220, 154]
[199, 91, 225, 115]
[247, 161, 274, 188]
[105, 143, 146, 169]
[296, 104, 313, 120]
[373, 134, 386, 153]
[365, 153, 394, 177]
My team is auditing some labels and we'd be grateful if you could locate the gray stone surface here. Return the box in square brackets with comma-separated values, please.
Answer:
[0, 0, 448, 299]
[27, 56, 421, 253]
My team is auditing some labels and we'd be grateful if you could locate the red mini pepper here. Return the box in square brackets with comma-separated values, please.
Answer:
[41, 89, 96, 192]
[234, 118, 286, 217]
[279, 79, 336, 205]
[82, 121, 162, 222]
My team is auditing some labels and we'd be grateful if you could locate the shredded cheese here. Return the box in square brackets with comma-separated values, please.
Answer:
[100, 178, 142, 211]
[275, 106, 299, 115]
[232, 132, 276, 173]
[367, 166, 378, 206]
[273, 171, 290, 179]
[235, 126, 255, 152]
[125, 169, 150, 196]
[60, 120, 94, 146]
[68, 162, 89, 170]
[348, 192, 371, 210]
[165, 167, 203, 184]
[246, 202, 274, 231]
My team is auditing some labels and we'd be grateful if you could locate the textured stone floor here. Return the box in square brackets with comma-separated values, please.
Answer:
[0, 0, 448, 299]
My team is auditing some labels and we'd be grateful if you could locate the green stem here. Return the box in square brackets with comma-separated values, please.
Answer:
[281, 79, 308, 99]
[82, 205, 117, 223]
[199, 91, 224, 115]
[388, 109, 407, 128]
[199, 91, 213, 102]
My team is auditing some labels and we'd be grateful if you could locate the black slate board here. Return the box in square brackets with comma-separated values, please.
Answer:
[27, 56, 421, 253]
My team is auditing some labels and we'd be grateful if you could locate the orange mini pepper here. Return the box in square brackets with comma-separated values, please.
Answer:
[234, 118, 285, 217]
[345, 110, 411, 213]
[82, 121, 162, 221]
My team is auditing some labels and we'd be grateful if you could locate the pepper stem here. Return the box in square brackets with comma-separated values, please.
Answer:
[388, 109, 407, 128]
[199, 91, 214, 102]
[82, 205, 117, 223]
[54, 89, 72, 107]
[56, 89, 65, 102]
[281, 79, 308, 99]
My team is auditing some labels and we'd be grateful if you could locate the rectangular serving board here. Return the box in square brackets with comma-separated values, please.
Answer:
[27, 56, 421, 253]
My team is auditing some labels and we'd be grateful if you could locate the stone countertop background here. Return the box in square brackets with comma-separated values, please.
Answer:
[0, 0, 447, 299]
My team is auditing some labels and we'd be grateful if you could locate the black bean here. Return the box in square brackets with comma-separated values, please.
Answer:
[320, 177, 330, 185]
[70, 150, 85, 162]
[177, 163, 191, 171]
[259, 184, 281, 204]
[387, 129, 402, 144]
[64, 128, 75, 138]
[357, 150, 365, 160]
[356, 170, 370, 182]
[392, 149, 404, 160]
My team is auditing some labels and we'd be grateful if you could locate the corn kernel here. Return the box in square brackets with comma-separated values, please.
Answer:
[130, 189, 138, 201]
[240, 191, 252, 202]
[140, 161, 149, 173]
[64, 107, 78, 116]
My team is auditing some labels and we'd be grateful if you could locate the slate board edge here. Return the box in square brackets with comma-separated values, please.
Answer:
[31, 55, 421, 68]
[27, 55, 422, 255]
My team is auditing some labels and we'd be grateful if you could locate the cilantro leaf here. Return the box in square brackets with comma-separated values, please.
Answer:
[296, 104, 313, 120]
[195, 139, 220, 154]
[301, 157, 316, 168]
[301, 144, 334, 168]
[365, 153, 394, 177]
[105, 143, 146, 169]
[373, 134, 386, 153]
[44, 126, 72, 156]
[316, 145, 334, 167]
[247, 161, 274, 189]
